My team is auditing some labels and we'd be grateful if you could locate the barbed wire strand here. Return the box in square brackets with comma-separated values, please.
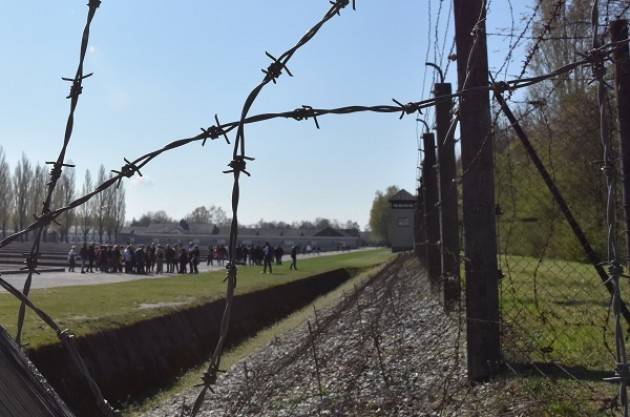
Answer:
[5, 0, 114, 415]
[189, 1, 356, 415]
[0, 35, 628, 256]
[592, 0, 630, 414]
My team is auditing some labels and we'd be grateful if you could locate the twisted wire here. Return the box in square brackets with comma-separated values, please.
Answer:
[592, 1, 630, 414]
[1, 35, 628, 255]
[190, 1, 355, 415]
[5, 1, 114, 415]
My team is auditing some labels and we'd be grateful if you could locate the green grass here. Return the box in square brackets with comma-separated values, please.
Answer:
[122, 257, 391, 416]
[499, 253, 620, 370]
[0, 249, 390, 349]
[499, 253, 624, 414]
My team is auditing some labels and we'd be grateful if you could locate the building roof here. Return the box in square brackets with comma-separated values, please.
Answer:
[389, 189, 416, 202]
[121, 223, 358, 239]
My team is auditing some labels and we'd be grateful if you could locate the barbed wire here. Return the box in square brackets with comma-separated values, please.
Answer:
[0, 36, 627, 256]
[4, 1, 115, 415]
[1, 3, 630, 415]
[492, 0, 539, 79]
[190, 1, 356, 415]
[516, 0, 566, 82]
[592, 0, 630, 414]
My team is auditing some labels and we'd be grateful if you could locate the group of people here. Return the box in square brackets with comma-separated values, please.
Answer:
[209, 243, 299, 273]
[67, 243, 202, 274]
[67, 241, 301, 275]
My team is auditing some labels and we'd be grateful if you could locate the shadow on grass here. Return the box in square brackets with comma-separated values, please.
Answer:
[507, 361, 612, 382]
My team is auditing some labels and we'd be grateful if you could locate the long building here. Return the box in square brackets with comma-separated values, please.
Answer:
[118, 223, 364, 251]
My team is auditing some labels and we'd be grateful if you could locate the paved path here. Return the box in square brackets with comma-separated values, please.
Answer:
[0, 249, 376, 292]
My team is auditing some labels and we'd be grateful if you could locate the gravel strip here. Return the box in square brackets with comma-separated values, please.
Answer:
[143, 255, 537, 417]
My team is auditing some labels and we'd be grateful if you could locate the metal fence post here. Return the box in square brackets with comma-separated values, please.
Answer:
[611, 19, 630, 267]
[422, 133, 441, 290]
[454, 0, 501, 381]
[434, 82, 460, 309]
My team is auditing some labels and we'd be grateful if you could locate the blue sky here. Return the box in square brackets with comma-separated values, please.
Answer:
[0, 1, 533, 228]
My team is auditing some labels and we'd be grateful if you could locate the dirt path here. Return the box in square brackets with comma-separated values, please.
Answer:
[0, 249, 371, 292]
[142, 255, 535, 417]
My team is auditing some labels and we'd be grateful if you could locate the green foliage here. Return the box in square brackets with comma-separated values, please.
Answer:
[368, 185, 400, 244]
[494, 70, 615, 263]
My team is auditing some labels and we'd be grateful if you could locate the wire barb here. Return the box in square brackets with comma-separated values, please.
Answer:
[291, 105, 320, 129]
[262, 52, 293, 84]
[201, 114, 231, 145]
[330, 0, 356, 13]
[87, 0, 102, 9]
[61, 73, 93, 100]
[111, 158, 143, 186]
[223, 155, 255, 177]
[392, 98, 422, 119]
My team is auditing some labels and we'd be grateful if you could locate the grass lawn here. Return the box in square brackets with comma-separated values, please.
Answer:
[499, 253, 625, 415]
[499, 253, 620, 370]
[0, 249, 391, 349]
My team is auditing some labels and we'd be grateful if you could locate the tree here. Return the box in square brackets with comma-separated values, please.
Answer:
[0, 147, 12, 238]
[369, 186, 399, 244]
[315, 217, 332, 229]
[150, 210, 172, 224]
[343, 220, 361, 230]
[493, 1, 610, 261]
[94, 165, 108, 243]
[12, 153, 32, 240]
[104, 180, 118, 242]
[79, 169, 93, 243]
[29, 163, 47, 219]
[186, 206, 211, 224]
[130, 210, 172, 227]
[112, 183, 126, 242]
[208, 205, 228, 226]
[53, 165, 76, 242]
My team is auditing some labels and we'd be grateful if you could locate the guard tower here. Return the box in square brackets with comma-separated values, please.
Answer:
[388, 189, 416, 252]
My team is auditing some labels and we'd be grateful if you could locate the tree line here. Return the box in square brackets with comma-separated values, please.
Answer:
[0, 147, 125, 243]
[493, 0, 625, 262]
[130, 205, 361, 233]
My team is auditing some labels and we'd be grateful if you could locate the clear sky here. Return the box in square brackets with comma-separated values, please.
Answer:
[0, 0, 533, 228]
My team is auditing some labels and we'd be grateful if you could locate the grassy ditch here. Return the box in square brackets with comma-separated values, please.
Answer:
[122, 256, 394, 416]
[0, 249, 390, 349]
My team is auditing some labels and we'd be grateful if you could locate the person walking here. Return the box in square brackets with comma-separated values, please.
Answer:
[67, 246, 77, 272]
[80, 244, 88, 273]
[262, 242, 273, 274]
[156, 245, 164, 274]
[123, 245, 133, 273]
[165, 244, 173, 273]
[87, 243, 95, 272]
[191, 245, 200, 274]
[179, 246, 188, 274]
[289, 245, 298, 271]
[206, 245, 214, 266]
[136, 246, 146, 274]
